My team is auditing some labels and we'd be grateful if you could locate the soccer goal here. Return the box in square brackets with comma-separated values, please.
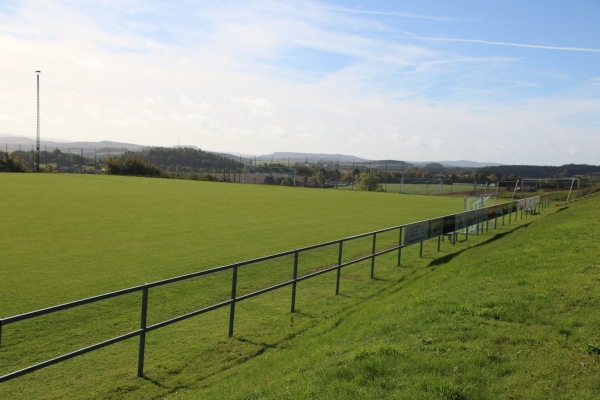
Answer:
[505, 178, 579, 202]
[399, 177, 443, 195]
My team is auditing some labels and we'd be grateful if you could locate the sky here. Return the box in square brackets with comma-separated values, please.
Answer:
[1, 0, 599, 165]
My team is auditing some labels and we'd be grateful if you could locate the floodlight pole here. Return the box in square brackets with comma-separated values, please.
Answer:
[35, 70, 41, 172]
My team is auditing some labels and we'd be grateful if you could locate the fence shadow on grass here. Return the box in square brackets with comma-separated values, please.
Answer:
[427, 222, 533, 267]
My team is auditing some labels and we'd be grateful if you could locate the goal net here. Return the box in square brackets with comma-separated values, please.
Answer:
[399, 177, 443, 195]
[464, 194, 497, 211]
[499, 178, 579, 202]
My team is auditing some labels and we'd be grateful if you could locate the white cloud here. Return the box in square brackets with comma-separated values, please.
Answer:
[226, 97, 277, 117]
[74, 58, 107, 73]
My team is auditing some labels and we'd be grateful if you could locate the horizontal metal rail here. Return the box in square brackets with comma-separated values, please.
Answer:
[2, 285, 145, 324]
[0, 330, 141, 383]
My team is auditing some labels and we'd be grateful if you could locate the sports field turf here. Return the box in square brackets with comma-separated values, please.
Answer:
[0, 173, 464, 315]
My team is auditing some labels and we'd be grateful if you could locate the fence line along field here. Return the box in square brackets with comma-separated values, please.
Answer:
[0, 173, 464, 316]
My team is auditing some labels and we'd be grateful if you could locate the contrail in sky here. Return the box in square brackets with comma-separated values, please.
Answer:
[330, 7, 472, 22]
[398, 35, 600, 53]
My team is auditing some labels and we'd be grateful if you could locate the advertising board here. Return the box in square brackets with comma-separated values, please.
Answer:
[429, 218, 444, 238]
[465, 210, 476, 227]
[443, 215, 455, 234]
[455, 213, 466, 231]
[404, 221, 429, 246]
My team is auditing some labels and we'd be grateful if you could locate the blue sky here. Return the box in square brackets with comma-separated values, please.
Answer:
[1, 0, 599, 165]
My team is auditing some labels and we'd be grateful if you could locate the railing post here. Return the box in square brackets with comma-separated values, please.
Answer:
[291, 250, 299, 313]
[0, 319, 3, 347]
[336, 240, 343, 295]
[437, 235, 441, 252]
[370, 233, 377, 279]
[419, 241, 423, 258]
[137, 285, 149, 378]
[397, 226, 403, 267]
[229, 265, 238, 338]
[521, 204, 524, 220]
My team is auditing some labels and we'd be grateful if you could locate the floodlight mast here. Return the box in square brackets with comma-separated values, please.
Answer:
[35, 70, 41, 172]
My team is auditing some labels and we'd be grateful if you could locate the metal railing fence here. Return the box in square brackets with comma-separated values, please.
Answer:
[0, 195, 549, 383]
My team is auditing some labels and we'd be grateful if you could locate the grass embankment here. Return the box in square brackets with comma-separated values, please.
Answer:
[0, 174, 597, 398]
[187, 195, 599, 400]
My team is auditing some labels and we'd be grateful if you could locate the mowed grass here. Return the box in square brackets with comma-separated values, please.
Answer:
[2, 173, 597, 399]
[0, 173, 463, 315]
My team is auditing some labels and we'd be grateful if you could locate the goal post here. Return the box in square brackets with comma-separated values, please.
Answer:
[399, 177, 443, 195]
[519, 178, 579, 202]
[464, 194, 497, 211]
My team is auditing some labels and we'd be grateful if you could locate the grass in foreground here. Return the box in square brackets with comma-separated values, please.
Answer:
[184, 195, 599, 400]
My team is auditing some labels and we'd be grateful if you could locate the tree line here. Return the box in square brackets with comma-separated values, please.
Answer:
[2, 147, 599, 190]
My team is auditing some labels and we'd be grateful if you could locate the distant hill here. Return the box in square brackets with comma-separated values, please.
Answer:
[408, 160, 504, 168]
[5, 137, 593, 175]
[261, 153, 500, 168]
[0, 135, 146, 152]
[261, 152, 369, 163]
[475, 164, 600, 179]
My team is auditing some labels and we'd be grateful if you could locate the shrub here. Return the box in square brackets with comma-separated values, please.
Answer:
[0, 156, 24, 172]
[576, 183, 600, 198]
[355, 170, 381, 191]
[105, 156, 162, 176]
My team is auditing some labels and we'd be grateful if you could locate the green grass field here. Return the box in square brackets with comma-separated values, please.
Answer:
[0, 173, 464, 315]
[1, 173, 598, 399]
